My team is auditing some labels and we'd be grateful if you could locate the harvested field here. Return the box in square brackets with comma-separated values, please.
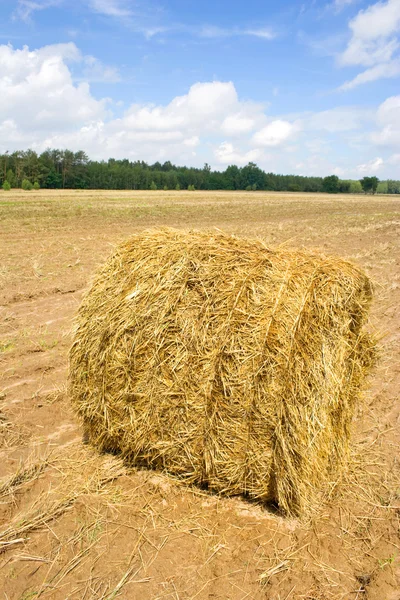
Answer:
[1, 189, 400, 599]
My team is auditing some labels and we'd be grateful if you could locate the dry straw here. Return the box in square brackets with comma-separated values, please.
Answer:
[69, 228, 376, 516]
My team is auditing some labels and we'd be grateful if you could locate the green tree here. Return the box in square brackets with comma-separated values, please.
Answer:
[322, 175, 339, 194]
[387, 180, 400, 194]
[33, 181, 40, 190]
[2, 181, 11, 191]
[338, 180, 351, 193]
[61, 149, 74, 188]
[242, 162, 265, 190]
[6, 169, 16, 188]
[11, 151, 25, 187]
[376, 181, 388, 194]
[45, 168, 62, 189]
[225, 165, 243, 190]
[24, 149, 40, 183]
[360, 176, 379, 194]
[22, 178, 33, 190]
[349, 180, 362, 194]
[1, 146, 389, 194]
[0, 151, 9, 184]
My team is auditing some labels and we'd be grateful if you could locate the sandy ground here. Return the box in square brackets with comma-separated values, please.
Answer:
[0, 189, 399, 600]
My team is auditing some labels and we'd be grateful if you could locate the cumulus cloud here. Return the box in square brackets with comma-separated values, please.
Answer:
[120, 81, 240, 135]
[332, 166, 346, 175]
[0, 43, 268, 162]
[214, 142, 261, 165]
[252, 120, 298, 147]
[371, 94, 400, 146]
[356, 156, 384, 173]
[221, 113, 256, 136]
[183, 136, 200, 147]
[304, 106, 374, 132]
[338, 0, 400, 89]
[0, 43, 106, 136]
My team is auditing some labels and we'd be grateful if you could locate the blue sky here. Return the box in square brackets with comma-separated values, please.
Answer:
[0, 0, 400, 178]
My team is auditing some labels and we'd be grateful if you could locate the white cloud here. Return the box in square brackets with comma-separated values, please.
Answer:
[86, 4, 277, 40]
[332, 166, 346, 175]
[377, 94, 400, 126]
[214, 142, 261, 165]
[199, 26, 228, 38]
[89, 0, 132, 17]
[14, 0, 166, 38]
[14, 0, 62, 22]
[252, 120, 298, 147]
[243, 28, 276, 40]
[81, 55, 121, 83]
[0, 44, 267, 163]
[120, 82, 240, 135]
[371, 94, 400, 146]
[348, 0, 400, 42]
[305, 106, 373, 132]
[356, 156, 384, 173]
[14, 0, 276, 42]
[221, 113, 256, 135]
[0, 43, 105, 134]
[334, 0, 359, 10]
[338, 0, 400, 89]
[340, 58, 400, 89]
[183, 136, 200, 147]
[325, 0, 360, 16]
[340, 36, 399, 67]
[199, 25, 276, 40]
[298, 29, 348, 58]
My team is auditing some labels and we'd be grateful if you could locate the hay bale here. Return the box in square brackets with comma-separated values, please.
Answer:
[69, 228, 376, 516]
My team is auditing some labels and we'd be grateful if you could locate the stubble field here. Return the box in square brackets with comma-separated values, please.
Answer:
[0, 189, 399, 600]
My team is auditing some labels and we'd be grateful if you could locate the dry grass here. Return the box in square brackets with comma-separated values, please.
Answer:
[0, 406, 30, 449]
[0, 460, 48, 500]
[0, 446, 125, 554]
[69, 228, 376, 517]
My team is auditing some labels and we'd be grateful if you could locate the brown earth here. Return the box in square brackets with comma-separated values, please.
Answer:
[0, 189, 399, 600]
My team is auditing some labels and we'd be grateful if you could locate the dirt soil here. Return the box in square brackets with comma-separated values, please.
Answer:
[0, 189, 399, 600]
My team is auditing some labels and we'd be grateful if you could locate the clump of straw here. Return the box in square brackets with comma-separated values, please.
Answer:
[69, 228, 376, 516]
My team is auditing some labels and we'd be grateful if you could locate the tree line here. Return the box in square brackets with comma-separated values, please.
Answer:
[1, 149, 399, 194]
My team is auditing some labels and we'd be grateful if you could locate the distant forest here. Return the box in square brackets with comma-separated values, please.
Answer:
[1, 149, 399, 194]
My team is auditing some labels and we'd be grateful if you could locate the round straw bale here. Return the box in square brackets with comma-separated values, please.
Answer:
[69, 228, 376, 516]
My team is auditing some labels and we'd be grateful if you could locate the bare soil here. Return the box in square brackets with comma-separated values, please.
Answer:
[0, 189, 399, 600]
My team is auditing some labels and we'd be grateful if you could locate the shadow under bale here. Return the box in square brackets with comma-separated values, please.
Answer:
[69, 228, 376, 516]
